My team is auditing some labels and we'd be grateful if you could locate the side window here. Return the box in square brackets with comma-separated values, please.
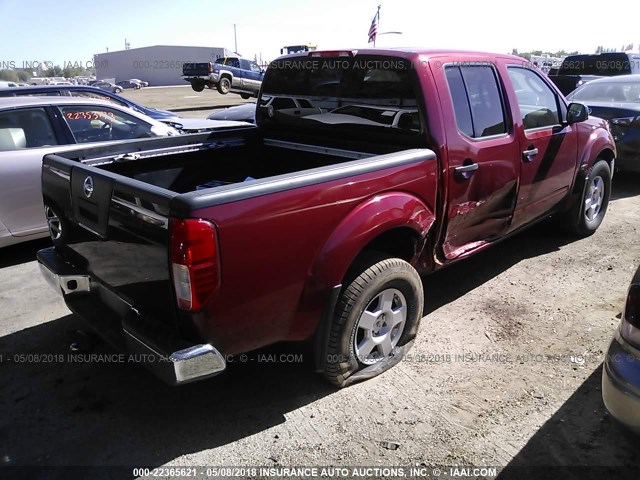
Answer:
[459, 66, 507, 137]
[445, 67, 474, 137]
[507, 67, 559, 129]
[60, 105, 154, 144]
[69, 90, 128, 108]
[271, 97, 297, 110]
[0, 107, 59, 150]
[250, 62, 262, 73]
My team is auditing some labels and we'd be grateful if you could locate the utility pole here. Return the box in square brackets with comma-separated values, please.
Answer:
[234, 24, 238, 54]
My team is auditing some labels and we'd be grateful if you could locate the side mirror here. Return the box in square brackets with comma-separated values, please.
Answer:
[566, 102, 589, 124]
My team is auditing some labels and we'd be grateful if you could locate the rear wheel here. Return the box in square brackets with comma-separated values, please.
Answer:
[191, 81, 205, 92]
[240, 93, 251, 99]
[217, 77, 231, 95]
[322, 255, 423, 387]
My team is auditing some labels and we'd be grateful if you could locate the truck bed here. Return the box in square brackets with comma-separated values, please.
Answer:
[100, 138, 374, 195]
[40, 129, 437, 372]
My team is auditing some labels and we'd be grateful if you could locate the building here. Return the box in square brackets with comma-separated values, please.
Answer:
[93, 45, 235, 86]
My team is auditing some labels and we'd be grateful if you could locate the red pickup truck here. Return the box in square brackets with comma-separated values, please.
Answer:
[38, 49, 616, 387]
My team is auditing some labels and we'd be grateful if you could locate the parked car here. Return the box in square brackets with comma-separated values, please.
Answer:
[0, 85, 181, 123]
[603, 264, 640, 432]
[206, 97, 320, 124]
[549, 52, 640, 95]
[37, 49, 615, 387]
[92, 81, 123, 93]
[207, 102, 256, 123]
[0, 96, 180, 248]
[182, 56, 263, 98]
[567, 75, 640, 172]
[0, 81, 19, 88]
[129, 78, 149, 87]
[116, 80, 142, 90]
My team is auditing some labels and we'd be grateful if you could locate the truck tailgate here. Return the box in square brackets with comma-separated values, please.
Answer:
[42, 154, 178, 328]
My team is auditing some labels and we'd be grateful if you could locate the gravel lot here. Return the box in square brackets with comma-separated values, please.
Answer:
[0, 89, 639, 479]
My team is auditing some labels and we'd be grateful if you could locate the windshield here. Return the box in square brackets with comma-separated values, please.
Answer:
[258, 55, 423, 144]
[570, 81, 640, 103]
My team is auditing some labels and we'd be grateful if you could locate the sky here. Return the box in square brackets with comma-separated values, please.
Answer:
[0, 0, 639, 68]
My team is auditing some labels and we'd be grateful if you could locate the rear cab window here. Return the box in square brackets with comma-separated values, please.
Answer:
[258, 55, 426, 149]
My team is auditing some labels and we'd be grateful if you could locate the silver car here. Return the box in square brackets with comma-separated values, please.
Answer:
[603, 264, 640, 432]
[0, 96, 179, 248]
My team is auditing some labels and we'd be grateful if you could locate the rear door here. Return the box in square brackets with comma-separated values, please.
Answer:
[439, 63, 520, 259]
[505, 66, 578, 231]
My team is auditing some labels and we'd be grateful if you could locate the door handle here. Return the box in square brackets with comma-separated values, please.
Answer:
[522, 147, 539, 162]
[454, 163, 479, 179]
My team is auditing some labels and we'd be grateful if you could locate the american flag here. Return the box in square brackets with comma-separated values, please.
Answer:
[368, 9, 379, 44]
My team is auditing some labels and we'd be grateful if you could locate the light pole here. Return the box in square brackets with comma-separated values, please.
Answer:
[234, 24, 238, 54]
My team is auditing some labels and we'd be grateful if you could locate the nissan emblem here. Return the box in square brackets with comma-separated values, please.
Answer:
[83, 176, 94, 198]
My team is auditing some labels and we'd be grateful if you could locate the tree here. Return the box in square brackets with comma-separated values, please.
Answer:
[0, 69, 19, 82]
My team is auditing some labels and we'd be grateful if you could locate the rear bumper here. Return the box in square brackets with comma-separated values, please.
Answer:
[37, 247, 226, 385]
[602, 332, 640, 432]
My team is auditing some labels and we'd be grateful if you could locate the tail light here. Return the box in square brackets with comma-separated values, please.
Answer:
[208, 64, 214, 73]
[170, 219, 220, 311]
[620, 283, 640, 347]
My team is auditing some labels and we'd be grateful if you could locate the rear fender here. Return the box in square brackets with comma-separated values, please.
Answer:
[313, 192, 435, 287]
[289, 192, 435, 342]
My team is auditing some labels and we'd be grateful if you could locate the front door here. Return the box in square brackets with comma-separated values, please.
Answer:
[505, 66, 578, 231]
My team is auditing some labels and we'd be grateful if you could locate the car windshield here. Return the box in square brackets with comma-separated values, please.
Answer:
[570, 81, 640, 103]
[258, 55, 424, 145]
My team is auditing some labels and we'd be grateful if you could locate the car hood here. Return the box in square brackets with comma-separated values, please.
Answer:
[207, 103, 256, 123]
[577, 101, 640, 120]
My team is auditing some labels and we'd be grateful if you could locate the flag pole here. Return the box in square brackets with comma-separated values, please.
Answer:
[374, 5, 381, 47]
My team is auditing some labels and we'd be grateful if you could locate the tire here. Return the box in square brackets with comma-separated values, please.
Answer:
[563, 159, 611, 236]
[240, 93, 251, 100]
[191, 82, 205, 92]
[217, 77, 231, 95]
[44, 203, 67, 246]
[114, 88, 123, 93]
[322, 254, 424, 388]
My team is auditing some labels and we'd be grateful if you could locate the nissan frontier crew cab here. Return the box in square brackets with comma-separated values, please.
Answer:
[38, 49, 616, 387]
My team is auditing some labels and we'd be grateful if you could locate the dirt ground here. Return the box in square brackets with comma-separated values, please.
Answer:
[0, 92, 639, 479]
